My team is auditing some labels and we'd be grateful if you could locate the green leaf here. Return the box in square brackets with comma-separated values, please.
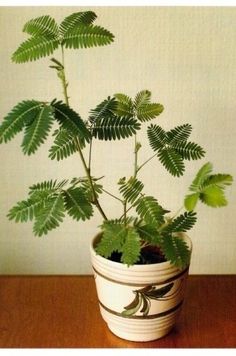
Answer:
[119, 177, 144, 204]
[96, 221, 127, 258]
[21, 104, 54, 155]
[135, 196, 167, 226]
[133, 90, 164, 122]
[157, 147, 185, 177]
[136, 103, 164, 122]
[49, 129, 79, 161]
[62, 24, 114, 49]
[23, 15, 59, 38]
[80, 180, 103, 202]
[59, 11, 97, 35]
[7, 198, 44, 223]
[173, 141, 205, 161]
[29, 179, 67, 201]
[120, 227, 141, 266]
[147, 124, 167, 151]
[114, 93, 134, 118]
[52, 101, 91, 143]
[12, 36, 60, 63]
[63, 187, 93, 221]
[134, 90, 151, 109]
[33, 194, 65, 236]
[160, 235, 190, 269]
[190, 162, 213, 192]
[166, 124, 192, 145]
[184, 193, 200, 211]
[135, 223, 162, 245]
[201, 174, 233, 190]
[0, 100, 42, 143]
[92, 115, 140, 140]
[200, 185, 228, 207]
[185, 163, 233, 209]
[89, 97, 118, 124]
[165, 211, 197, 233]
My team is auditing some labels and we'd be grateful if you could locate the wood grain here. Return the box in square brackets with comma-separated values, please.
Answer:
[0, 275, 235, 348]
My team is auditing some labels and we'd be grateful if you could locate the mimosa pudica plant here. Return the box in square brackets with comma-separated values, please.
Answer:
[0, 11, 233, 269]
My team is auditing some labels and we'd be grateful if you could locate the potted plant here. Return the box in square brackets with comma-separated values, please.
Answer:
[0, 11, 233, 342]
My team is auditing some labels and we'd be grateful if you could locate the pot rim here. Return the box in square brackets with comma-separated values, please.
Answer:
[90, 232, 192, 272]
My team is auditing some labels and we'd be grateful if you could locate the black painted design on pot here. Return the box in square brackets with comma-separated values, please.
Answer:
[121, 280, 183, 316]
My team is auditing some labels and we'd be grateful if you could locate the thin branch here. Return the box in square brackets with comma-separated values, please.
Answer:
[58, 45, 108, 221]
[137, 153, 157, 173]
[102, 188, 124, 203]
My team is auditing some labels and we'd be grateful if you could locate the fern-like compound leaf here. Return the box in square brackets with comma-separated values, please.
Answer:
[166, 124, 192, 145]
[199, 185, 228, 208]
[49, 129, 79, 161]
[134, 90, 151, 109]
[89, 97, 118, 124]
[114, 93, 134, 118]
[62, 24, 114, 49]
[96, 222, 141, 265]
[52, 101, 91, 144]
[7, 198, 44, 223]
[147, 124, 167, 151]
[29, 179, 67, 198]
[23, 15, 59, 38]
[189, 162, 213, 192]
[63, 187, 93, 221]
[92, 115, 140, 140]
[118, 176, 144, 204]
[59, 11, 97, 35]
[135, 223, 162, 245]
[12, 36, 60, 63]
[135, 196, 167, 227]
[136, 103, 164, 122]
[160, 234, 190, 269]
[201, 174, 233, 190]
[33, 194, 65, 236]
[173, 141, 205, 161]
[21, 104, 54, 155]
[184, 193, 200, 211]
[164, 211, 197, 233]
[157, 147, 185, 177]
[96, 220, 127, 258]
[185, 163, 233, 210]
[120, 227, 141, 266]
[0, 100, 42, 144]
[70, 177, 103, 202]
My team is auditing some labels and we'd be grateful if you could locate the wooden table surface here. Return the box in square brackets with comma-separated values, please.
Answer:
[0, 275, 235, 348]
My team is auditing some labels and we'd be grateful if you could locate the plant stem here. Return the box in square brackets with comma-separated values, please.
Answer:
[88, 138, 93, 173]
[123, 200, 127, 224]
[59, 45, 108, 221]
[137, 153, 157, 174]
[119, 205, 133, 220]
[134, 134, 138, 178]
[61, 46, 69, 106]
[75, 138, 108, 220]
[102, 188, 124, 203]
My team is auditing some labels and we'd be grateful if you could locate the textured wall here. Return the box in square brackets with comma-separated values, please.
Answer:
[0, 6, 235, 274]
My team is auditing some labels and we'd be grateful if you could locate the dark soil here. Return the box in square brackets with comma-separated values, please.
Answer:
[109, 245, 167, 265]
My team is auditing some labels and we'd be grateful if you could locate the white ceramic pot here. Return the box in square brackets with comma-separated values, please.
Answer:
[90, 234, 192, 342]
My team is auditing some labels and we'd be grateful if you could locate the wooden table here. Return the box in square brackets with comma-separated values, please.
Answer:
[0, 275, 235, 348]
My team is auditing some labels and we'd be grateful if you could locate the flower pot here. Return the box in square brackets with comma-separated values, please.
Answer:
[90, 234, 192, 342]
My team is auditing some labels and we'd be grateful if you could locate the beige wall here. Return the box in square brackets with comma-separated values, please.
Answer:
[0, 6, 236, 274]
